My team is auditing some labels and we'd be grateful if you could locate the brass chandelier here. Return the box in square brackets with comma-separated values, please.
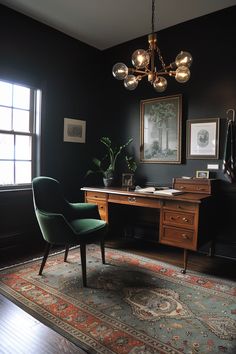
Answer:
[112, 0, 192, 92]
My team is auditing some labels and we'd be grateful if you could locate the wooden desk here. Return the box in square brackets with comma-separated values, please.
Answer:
[81, 183, 213, 273]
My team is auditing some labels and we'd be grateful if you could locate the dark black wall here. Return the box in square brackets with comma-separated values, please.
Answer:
[0, 5, 235, 257]
[0, 5, 104, 247]
[0, 5, 105, 197]
[102, 6, 236, 257]
[103, 6, 236, 185]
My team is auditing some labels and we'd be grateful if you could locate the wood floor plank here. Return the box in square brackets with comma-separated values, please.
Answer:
[0, 293, 87, 354]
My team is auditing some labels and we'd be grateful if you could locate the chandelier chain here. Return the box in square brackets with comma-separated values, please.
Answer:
[157, 48, 166, 71]
[151, 0, 155, 34]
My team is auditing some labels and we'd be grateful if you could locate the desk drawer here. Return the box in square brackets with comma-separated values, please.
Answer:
[86, 199, 107, 221]
[163, 210, 195, 228]
[163, 200, 197, 211]
[97, 202, 107, 221]
[174, 183, 210, 194]
[86, 191, 107, 200]
[160, 225, 196, 250]
[108, 194, 161, 208]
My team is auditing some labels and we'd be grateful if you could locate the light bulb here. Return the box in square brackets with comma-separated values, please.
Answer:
[175, 66, 191, 83]
[153, 76, 167, 92]
[175, 51, 193, 68]
[112, 63, 128, 80]
[132, 49, 150, 69]
[124, 75, 138, 90]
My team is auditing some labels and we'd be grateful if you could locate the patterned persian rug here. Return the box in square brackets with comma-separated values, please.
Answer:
[0, 245, 235, 354]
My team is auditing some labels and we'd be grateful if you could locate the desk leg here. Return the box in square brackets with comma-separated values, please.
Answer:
[181, 249, 188, 274]
[208, 240, 215, 257]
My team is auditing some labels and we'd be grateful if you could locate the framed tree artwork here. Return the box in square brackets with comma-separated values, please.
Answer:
[140, 94, 182, 164]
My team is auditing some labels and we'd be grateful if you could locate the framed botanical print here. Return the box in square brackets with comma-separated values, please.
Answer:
[140, 94, 182, 164]
[186, 118, 219, 159]
[63, 118, 86, 143]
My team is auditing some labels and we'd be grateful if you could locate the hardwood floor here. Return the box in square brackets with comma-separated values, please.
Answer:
[0, 240, 235, 354]
[0, 293, 86, 354]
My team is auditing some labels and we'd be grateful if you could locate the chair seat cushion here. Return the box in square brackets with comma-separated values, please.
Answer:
[70, 218, 107, 237]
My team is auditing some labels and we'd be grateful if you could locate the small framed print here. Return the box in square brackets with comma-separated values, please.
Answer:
[187, 118, 219, 159]
[196, 170, 209, 179]
[122, 173, 134, 188]
[63, 118, 86, 143]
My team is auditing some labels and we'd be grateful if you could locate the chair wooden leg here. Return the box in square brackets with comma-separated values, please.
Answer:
[80, 244, 87, 287]
[39, 243, 51, 275]
[100, 239, 105, 264]
[64, 245, 69, 262]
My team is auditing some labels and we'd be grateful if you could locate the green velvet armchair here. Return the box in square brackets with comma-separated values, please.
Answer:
[32, 176, 108, 286]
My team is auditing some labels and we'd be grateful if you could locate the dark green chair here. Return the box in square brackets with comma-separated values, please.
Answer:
[32, 176, 108, 286]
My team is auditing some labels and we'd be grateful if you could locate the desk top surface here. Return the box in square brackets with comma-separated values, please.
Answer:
[81, 186, 210, 204]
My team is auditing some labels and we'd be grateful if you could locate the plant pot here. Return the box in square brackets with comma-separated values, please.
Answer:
[103, 177, 113, 187]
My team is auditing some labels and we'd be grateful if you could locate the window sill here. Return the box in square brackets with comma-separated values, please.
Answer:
[0, 185, 32, 193]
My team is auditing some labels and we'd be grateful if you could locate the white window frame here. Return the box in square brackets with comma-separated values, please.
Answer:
[0, 79, 41, 190]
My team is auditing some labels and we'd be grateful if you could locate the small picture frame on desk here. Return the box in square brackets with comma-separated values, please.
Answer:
[122, 173, 134, 188]
[196, 170, 209, 179]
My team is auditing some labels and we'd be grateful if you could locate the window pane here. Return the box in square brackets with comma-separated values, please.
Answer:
[0, 161, 14, 185]
[0, 81, 12, 106]
[0, 107, 12, 130]
[15, 135, 31, 160]
[15, 161, 31, 184]
[13, 109, 30, 132]
[13, 84, 30, 109]
[0, 133, 14, 159]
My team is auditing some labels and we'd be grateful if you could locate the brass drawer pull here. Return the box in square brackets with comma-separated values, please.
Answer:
[182, 217, 189, 222]
[128, 197, 136, 202]
[179, 186, 185, 189]
[170, 215, 180, 221]
[182, 233, 189, 239]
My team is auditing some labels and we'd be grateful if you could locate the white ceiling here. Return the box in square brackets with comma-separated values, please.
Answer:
[1, 0, 236, 50]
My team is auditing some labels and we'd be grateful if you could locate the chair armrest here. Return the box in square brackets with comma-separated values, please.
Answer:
[69, 202, 100, 220]
[35, 209, 77, 245]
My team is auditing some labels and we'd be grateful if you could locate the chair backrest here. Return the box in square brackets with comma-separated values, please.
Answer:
[32, 176, 69, 215]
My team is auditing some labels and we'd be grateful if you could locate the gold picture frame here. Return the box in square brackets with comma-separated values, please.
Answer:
[122, 173, 134, 188]
[140, 94, 182, 164]
[196, 170, 209, 178]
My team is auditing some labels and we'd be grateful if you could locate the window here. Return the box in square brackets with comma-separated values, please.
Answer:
[0, 79, 41, 188]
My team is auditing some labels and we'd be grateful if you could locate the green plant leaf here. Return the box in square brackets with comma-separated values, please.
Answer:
[92, 158, 101, 168]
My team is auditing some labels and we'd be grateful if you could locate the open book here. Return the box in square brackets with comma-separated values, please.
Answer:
[153, 189, 184, 196]
[135, 186, 156, 193]
[135, 186, 184, 196]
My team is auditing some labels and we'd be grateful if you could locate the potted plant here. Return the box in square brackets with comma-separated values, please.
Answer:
[86, 137, 134, 187]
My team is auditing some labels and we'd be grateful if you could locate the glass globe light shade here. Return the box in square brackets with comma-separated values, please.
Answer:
[112, 63, 128, 80]
[132, 49, 150, 69]
[175, 51, 193, 67]
[124, 75, 139, 90]
[175, 66, 191, 83]
[153, 76, 167, 92]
